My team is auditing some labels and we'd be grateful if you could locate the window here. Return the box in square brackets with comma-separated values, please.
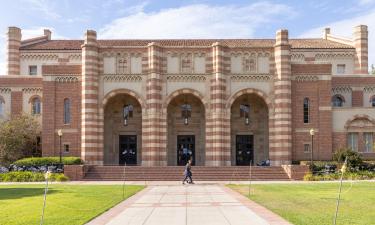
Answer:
[240, 104, 250, 118]
[29, 66, 37, 75]
[337, 64, 346, 74]
[63, 144, 70, 153]
[0, 98, 4, 117]
[117, 58, 128, 74]
[63, 99, 71, 124]
[31, 97, 41, 115]
[364, 133, 374, 153]
[332, 95, 344, 107]
[303, 98, 310, 123]
[123, 104, 133, 119]
[181, 104, 192, 118]
[304, 144, 311, 153]
[371, 96, 375, 107]
[347, 132, 358, 151]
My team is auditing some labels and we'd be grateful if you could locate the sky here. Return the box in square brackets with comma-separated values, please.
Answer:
[0, 0, 374, 74]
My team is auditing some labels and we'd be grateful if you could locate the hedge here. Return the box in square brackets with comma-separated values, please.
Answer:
[303, 171, 375, 181]
[0, 171, 69, 182]
[13, 157, 83, 167]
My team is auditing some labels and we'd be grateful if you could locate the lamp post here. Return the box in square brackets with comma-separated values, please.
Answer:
[309, 128, 315, 168]
[57, 129, 63, 164]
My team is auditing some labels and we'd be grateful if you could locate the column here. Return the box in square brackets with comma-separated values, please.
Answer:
[353, 25, 368, 74]
[6, 27, 21, 75]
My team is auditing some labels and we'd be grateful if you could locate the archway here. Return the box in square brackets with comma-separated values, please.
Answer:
[230, 92, 269, 165]
[166, 93, 206, 166]
[103, 93, 143, 165]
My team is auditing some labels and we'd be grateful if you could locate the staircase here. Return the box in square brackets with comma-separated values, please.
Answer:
[83, 166, 291, 181]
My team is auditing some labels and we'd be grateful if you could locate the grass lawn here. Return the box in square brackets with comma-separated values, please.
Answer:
[229, 181, 375, 225]
[0, 184, 144, 225]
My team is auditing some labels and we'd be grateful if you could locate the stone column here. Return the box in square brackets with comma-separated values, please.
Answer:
[142, 42, 166, 166]
[353, 25, 368, 75]
[206, 42, 230, 166]
[271, 30, 292, 165]
[81, 30, 102, 165]
[6, 27, 21, 75]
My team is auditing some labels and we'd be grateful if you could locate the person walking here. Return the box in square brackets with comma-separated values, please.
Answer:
[182, 159, 194, 184]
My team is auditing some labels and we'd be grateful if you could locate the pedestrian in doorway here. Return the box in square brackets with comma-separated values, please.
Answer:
[182, 159, 194, 184]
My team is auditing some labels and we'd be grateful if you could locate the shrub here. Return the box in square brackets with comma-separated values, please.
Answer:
[13, 157, 83, 167]
[0, 171, 69, 182]
[333, 148, 363, 171]
[303, 171, 375, 181]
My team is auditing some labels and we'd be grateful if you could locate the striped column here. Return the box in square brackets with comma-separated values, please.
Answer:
[142, 42, 166, 166]
[353, 25, 368, 74]
[206, 42, 230, 166]
[270, 30, 292, 165]
[6, 27, 21, 75]
[81, 30, 102, 165]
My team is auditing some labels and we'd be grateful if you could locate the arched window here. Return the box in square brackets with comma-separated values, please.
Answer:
[303, 98, 310, 123]
[31, 97, 41, 115]
[240, 104, 250, 118]
[371, 96, 375, 107]
[181, 104, 192, 118]
[123, 104, 133, 119]
[63, 98, 71, 124]
[0, 97, 4, 117]
[332, 95, 344, 107]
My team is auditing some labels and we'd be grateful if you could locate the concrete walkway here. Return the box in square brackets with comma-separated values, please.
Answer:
[87, 184, 291, 225]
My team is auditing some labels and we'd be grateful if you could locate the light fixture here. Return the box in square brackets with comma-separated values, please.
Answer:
[183, 95, 189, 126]
[57, 129, 63, 137]
[245, 116, 250, 125]
[123, 104, 129, 126]
[184, 117, 188, 125]
[124, 117, 128, 126]
[309, 128, 315, 136]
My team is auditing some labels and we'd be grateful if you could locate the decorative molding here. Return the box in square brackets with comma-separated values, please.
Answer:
[101, 51, 143, 58]
[22, 87, 42, 94]
[363, 86, 375, 93]
[0, 88, 11, 94]
[20, 54, 59, 61]
[68, 54, 81, 61]
[315, 52, 355, 61]
[55, 76, 79, 83]
[332, 86, 352, 94]
[103, 74, 142, 82]
[230, 74, 271, 82]
[291, 53, 305, 62]
[345, 114, 375, 130]
[293, 75, 318, 82]
[166, 74, 206, 82]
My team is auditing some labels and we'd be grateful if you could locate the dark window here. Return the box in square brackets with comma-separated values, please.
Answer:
[29, 66, 37, 75]
[240, 104, 250, 118]
[63, 98, 71, 124]
[63, 144, 70, 153]
[0, 98, 4, 117]
[303, 98, 309, 123]
[32, 98, 41, 115]
[332, 95, 344, 107]
[123, 104, 133, 118]
[371, 97, 375, 107]
[304, 144, 311, 153]
[181, 104, 192, 118]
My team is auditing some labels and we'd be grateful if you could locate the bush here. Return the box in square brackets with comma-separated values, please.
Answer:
[0, 171, 69, 182]
[303, 171, 375, 181]
[13, 157, 83, 167]
[333, 148, 363, 171]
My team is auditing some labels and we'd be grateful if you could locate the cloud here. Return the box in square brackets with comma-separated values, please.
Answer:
[98, 2, 294, 39]
[300, 9, 375, 70]
[21, 0, 61, 20]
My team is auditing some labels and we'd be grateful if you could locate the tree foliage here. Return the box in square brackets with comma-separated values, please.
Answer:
[0, 114, 41, 166]
[333, 148, 363, 171]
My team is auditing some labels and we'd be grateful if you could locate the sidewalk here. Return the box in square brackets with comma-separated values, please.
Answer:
[86, 184, 291, 225]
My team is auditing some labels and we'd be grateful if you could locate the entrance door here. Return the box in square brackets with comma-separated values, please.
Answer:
[177, 135, 195, 166]
[119, 135, 137, 165]
[236, 135, 254, 166]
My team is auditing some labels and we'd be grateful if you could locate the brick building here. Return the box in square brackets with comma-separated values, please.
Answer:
[0, 25, 374, 166]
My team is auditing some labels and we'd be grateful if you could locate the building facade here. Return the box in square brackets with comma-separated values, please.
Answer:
[0, 25, 374, 166]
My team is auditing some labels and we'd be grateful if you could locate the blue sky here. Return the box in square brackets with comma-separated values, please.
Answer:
[1, 0, 375, 73]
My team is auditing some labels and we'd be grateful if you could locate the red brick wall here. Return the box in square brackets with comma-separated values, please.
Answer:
[42, 81, 56, 156]
[352, 90, 363, 107]
[10, 91, 22, 117]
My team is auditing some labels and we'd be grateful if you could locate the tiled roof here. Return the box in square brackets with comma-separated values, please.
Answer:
[20, 38, 354, 50]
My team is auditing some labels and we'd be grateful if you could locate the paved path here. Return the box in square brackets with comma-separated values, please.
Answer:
[87, 184, 291, 225]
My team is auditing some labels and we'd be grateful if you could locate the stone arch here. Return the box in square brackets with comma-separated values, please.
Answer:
[164, 88, 208, 111]
[102, 89, 146, 110]
[345, 114, 375, 130]
[226, 88, 271, 110]
[28, 95, 42, 103]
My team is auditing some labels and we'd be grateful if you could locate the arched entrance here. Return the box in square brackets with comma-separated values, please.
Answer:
[230, 92, 269, 165]
[166, 93, 206, 166]
[103, 93, 143, 165]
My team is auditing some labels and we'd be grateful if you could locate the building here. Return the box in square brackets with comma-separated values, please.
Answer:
[0, 25, 374, 167]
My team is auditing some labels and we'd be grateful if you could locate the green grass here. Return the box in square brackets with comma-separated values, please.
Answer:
[229, 182, 375, 225]
[0, 184, 144, 225]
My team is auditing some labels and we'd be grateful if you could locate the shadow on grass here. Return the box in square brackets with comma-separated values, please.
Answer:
[0, 188, 60, 200]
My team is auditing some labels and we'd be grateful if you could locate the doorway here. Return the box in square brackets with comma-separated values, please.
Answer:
[177, 135, 195, 166]
[236, 135, 254, 166]
[119, 135, 137, 165]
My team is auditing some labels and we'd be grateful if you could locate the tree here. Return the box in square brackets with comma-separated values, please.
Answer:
[371, 64, 375, 75]
[0, 114, 41, 166]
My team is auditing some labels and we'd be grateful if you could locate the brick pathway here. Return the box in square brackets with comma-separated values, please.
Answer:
[86, 184, 291, 225]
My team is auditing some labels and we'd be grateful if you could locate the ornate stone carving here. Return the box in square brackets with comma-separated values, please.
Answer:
[291, 53, 305, 62]
[294, 75, 318, 82]
[20, 53, 58, 61]
[332, 86, 352, 94]
[55, 76, 79, 83]
[103, 75, 142, 82]
[315, 52, 355, 61]
[363, 86, 375, 93]
[166, 75, 206, 82]
[230, 74, 271, 82]
[345, 115, 375, 130]
[22, 87, 42, 94]
[0, 88, 11, 94]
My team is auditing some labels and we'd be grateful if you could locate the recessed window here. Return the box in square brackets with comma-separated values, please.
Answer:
[337, 64, 346, 74]
[31, 97, 41, 115]
[240, 104, 250, 118]
[371, 96, 375, 107]
[303, 98, 310, 123]
[63, 98, 71, 124]
[364, 133, 374, 153]
[123, 104, 133, 119]
[0, 98, 4, 117]
[29, 66, 37, 75]
[181, 104, 192, 118]
[117, 58, 128, 74]
[332, 95, 344, 107]
[304, 144, 311, 153]
[63, 144, 70, 153]
[347, 132, 358, 151]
